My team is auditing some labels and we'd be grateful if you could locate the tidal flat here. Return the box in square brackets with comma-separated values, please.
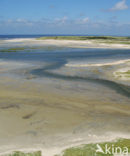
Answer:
[0, 38, 130, 156]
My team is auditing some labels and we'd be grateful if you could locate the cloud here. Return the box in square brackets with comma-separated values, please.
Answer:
[54, 16, 68, 25]
[0, 17, 130, 35]
[49, 5, 55, 9]
[109, 0, 128, 11]
[79, 13, 86, 17]
[82, 17, 89, 23]
[0, 18, 33, 26]
[75, 17, 89, 24]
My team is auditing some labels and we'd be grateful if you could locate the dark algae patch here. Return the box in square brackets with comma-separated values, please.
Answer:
[0, 47, 28, 52]
[0, 46, 65, 52]
[22, 112, 36, 119]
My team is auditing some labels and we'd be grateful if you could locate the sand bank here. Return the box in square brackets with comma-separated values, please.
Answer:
[65, 59, 130, 67]
[3, 38, 130, 49]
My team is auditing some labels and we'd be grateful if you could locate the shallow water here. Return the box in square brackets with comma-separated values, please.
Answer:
[0, 39, 130, 155]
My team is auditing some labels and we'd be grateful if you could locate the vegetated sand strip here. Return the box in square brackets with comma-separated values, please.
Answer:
[2, 38, 130, 49]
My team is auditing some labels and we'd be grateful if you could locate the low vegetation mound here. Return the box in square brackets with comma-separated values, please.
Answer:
[56, 139, 130, 156]
[37, 36, 130, 41]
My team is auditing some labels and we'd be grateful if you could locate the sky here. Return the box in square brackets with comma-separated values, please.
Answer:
[0, 0, 130, 35]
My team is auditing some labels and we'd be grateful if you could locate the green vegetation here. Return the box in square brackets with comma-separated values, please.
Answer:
[0, 46, 64, 52]
[2, 139, 130, 156]
[37, 36, 130, 40]
[56, 139, 130, 156]
[1, 36, 130, 53]
[0, 36, 130, 53]
[4, 151, 41, 156]
[37, 36, 130, 45]
[116, 70, 130, 78]
[124, 70, 130, 74]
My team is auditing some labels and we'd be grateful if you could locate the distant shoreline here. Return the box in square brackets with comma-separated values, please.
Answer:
[1, 37, 130, 52]
[36, 36, 130, 49]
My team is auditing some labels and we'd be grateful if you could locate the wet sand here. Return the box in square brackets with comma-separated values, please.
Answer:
[0, 39, 130, 155]
[0, 60, 130, 155]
